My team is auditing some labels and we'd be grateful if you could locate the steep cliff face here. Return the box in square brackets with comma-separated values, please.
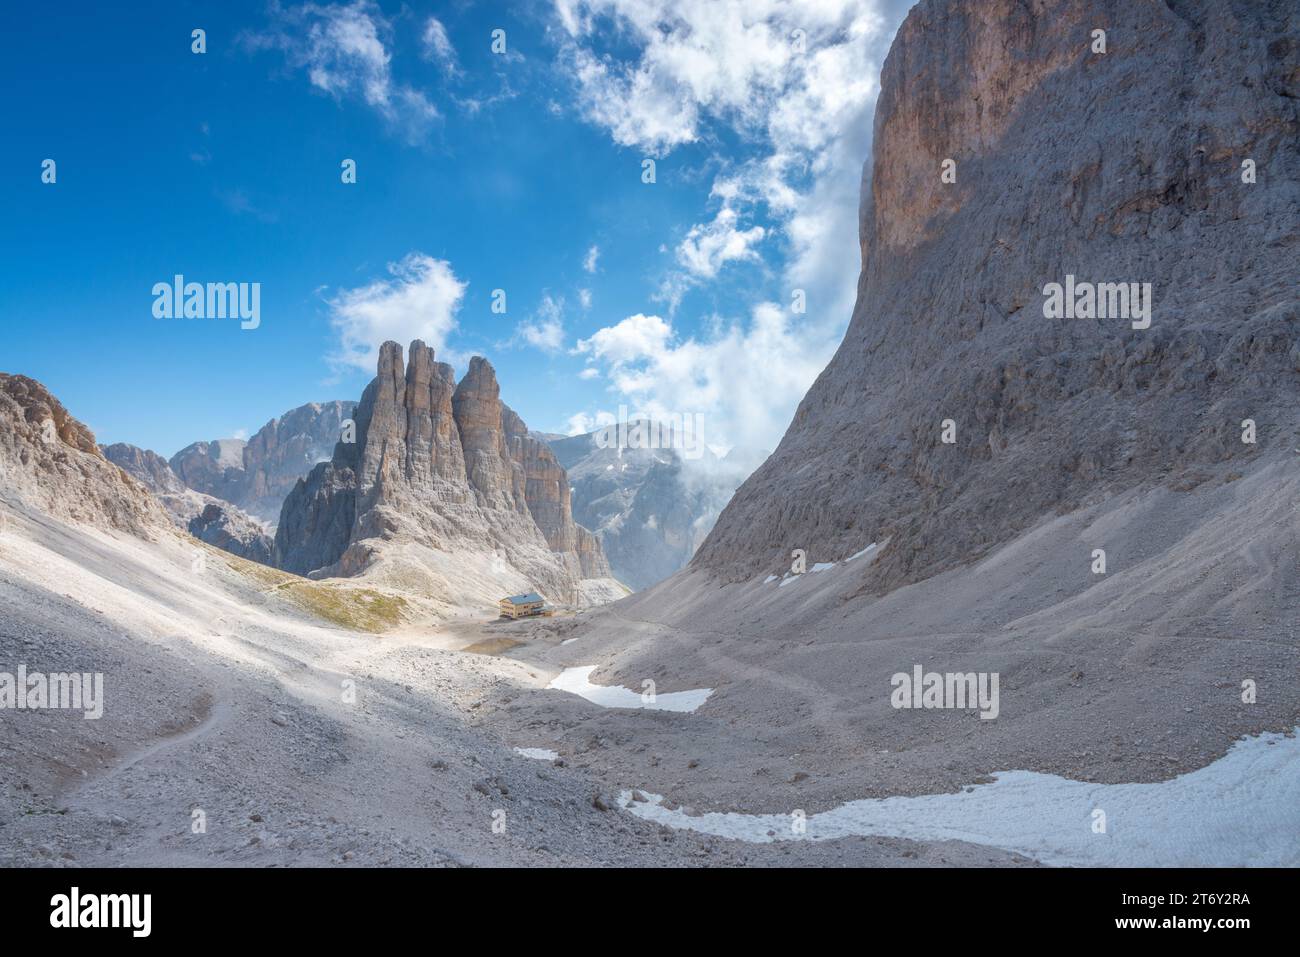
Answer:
[694, 0, 1300, 590]
[531, 2, 1300, 806]
[169, 438, 246, 500]
[274, 341, 615, 607]
[101, 443, 187, 495]
[0, 375, 166, 536]
[101, 442, 274, 564]
[507, 414, 612, 580]
[170, 401, 355, 524]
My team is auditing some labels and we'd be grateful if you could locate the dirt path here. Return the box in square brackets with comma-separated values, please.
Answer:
[76, 698, 234, 795]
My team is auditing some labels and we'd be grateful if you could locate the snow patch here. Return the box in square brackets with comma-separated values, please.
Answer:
[618, 730, 1300, 866]
[514, 747, 559, 761]
[547, 665, 713, 713]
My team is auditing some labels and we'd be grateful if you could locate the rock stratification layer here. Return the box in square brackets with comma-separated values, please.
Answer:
[694, 0, 1300, 590]
[274, 341, 612, 606]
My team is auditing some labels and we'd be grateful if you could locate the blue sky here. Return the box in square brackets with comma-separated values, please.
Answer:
[2, 0, 911, 459]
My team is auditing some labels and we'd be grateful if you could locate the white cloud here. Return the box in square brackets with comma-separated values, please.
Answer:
[565, 410, 616, 435]
[573, 304, 831, 454]
[578, 288, 593, 309]
[583, 245, 600, 273]
[575, 313, 673, 365]
[247, 1, 439, 143]
[516, 295, 567, 353]
[553, 0, 909, 332]
[578, 366, 600, 380]
[421, 17, 459, 75]
[675, 206, 765, 279]
[328, 253, 467, 373]
[553, 0, 912, 472]
[562, 47, 700, 152]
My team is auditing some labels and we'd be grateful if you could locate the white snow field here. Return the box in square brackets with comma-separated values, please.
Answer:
[619, 728, 1300, 866]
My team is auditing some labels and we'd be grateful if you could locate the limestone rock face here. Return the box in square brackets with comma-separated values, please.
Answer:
[170, 401, 355, 524]
[0, 375, 166, 536]
[402, 342, 465, 489]
[509, 422, 612, 579]
[169, 439, 246, 502]
[239, 401, 356, 521]
[273, 460, 357, 577]
[101, 441, 274, 564]
[187, 501, 274, 565]
[274, 341, 613, 607]
[694, 0, 1300, 591]
[453, 357, 528, 513]
[101, 443, 187, 495]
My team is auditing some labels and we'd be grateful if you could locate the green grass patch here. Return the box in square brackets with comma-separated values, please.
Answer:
[222, 551, 408, 632]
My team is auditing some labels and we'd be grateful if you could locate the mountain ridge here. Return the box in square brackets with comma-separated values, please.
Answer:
[170, 400, 357, 526]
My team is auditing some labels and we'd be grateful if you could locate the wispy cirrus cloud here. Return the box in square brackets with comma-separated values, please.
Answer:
[421, 16, 460, 76]
[244, 0, 440, 143]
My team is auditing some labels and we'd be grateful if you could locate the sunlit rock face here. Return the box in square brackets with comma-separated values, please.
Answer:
[274, 341, 613, 606]
[0, 374, 168, 536]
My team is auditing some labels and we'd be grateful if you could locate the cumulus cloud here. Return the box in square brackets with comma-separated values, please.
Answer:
[583, 245, 600, 272]
[565, 410, 614, 435]
[575, 313, 673, 365]
[553, 0, 912, 473]
[676, 206, 765, 279]
[327, 253, 467, 373]
[515, 295, 567, 353]
[553, 0, 908, 320]
[573, 304, 829, 454]
[246, 0, 439, 143]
